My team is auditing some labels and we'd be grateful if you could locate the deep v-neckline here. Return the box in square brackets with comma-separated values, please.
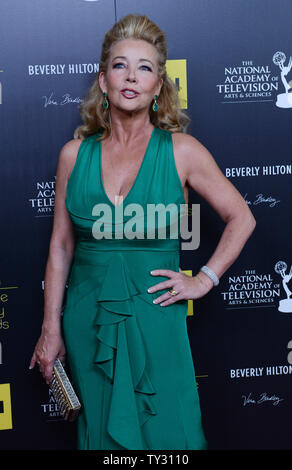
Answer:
[99, 127, 156, 208]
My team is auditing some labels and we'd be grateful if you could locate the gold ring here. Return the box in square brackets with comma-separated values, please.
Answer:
[168, 288, 179, 296]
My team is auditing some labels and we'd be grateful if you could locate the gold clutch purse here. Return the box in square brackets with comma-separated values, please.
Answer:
[49, 358, 81, 422]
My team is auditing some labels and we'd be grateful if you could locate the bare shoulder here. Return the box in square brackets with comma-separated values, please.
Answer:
[172, 132, 215, 172]
[58, 138, 83, 180]
[51, 139, 82, 251]
[172, 131, 250, 224]
[171, 132, 220, 192]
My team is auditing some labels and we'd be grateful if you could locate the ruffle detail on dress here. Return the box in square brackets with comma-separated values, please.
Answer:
[93, 252, 157, 450]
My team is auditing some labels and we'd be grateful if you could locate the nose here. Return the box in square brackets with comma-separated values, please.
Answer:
[126, 67, 137, 82]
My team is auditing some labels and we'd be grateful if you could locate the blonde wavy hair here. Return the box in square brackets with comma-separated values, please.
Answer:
[73, 13, 190, 141]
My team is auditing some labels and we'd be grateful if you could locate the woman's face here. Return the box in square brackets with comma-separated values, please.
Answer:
[99, 39, 163, 115]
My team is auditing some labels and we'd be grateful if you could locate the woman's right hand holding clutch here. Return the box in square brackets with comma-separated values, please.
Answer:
[29, 326, 66, 384]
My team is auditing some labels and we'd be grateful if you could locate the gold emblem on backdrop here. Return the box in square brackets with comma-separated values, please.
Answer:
[165, 62, 191, 314]
[181, 269, 194, 316]
[166, 59, 188, 109]
[0, 383, 13, 430]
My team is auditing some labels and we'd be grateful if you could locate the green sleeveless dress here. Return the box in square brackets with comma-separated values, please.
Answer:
[63, 126, 208, 450]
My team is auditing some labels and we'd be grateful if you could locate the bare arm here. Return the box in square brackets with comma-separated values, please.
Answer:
[42, 139, 81, 333]
[29, 138, 82, 381]
[179, 133, 256, 285]
[148, 133, 256, 306]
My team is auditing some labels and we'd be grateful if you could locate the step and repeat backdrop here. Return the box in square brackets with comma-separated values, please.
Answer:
[1, 0, 291, 450]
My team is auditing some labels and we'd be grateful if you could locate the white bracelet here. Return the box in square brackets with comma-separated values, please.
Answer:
[200, 265, 219, 286]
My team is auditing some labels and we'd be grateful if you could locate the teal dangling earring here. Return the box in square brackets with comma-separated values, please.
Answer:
[103, 91, 109, 110]
[152, 94, 159, 112]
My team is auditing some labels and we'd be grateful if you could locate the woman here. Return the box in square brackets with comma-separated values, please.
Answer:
[29, 14, 256, 450]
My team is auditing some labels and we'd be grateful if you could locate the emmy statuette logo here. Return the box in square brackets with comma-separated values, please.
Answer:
[274, 261, 292, 313]
[272, 52, 292, 108]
